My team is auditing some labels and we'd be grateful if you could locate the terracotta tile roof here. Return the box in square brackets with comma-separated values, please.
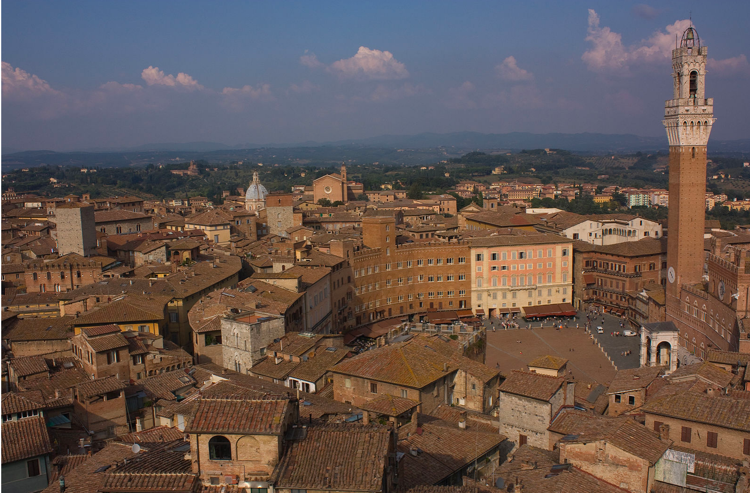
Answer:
[250, 356, 299, 380]
[607, 366, 664, 394]
[48, 455, 90, 485]
[495, 445, 628, 493]
[2, 315, 74, 342]
[74, 294, 169, 326]
[76, 376, 127, 400]
[288, 347, 347, 383]
[528, 354, 569, 370]
[140, 371, 196, 401]
[642, 391, 750, 432]
[594, 237, 668, 257]
[273, 424, 390, 491]
[186, 397, 290, 435]
[193, 364, 356, 420]
[707, 349, 750, 366]
[330, 337, 456, 389]
[1, 416, 53, 463]
[94, 210, 151, 223]
[127, 337, 149, 355]
[284, 265, 331, 287]
[118, 426, 185, 444]
[468, 229, 570, 247]
[668, 362, 735, 389]
[551, 410, 670, 465]
[185, 209, 231, 226]
[18, 367, 90, 400]
[499, 370, 566, 402]
[360, 394, 420, 417]
[267, 332, 324, 356]
[428, 404, 498, 433]
[82, 324, 121, 337]
[100, 443, 194, 492]
[397, 414, 506, 490]
[40, 443, 137, 493]
[84, 332, 129, 353]
[8, 355, 49, 377]
[452, 354, 500, 383]
[1, 392, 44, 415]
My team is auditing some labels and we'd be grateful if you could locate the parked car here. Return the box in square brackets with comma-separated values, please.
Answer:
[623, 330, 637, 337]
[597, 326, 604, 334]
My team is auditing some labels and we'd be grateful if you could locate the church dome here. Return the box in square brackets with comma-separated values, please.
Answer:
[246, 182, 268, 201]
[245, 171, 268, 201]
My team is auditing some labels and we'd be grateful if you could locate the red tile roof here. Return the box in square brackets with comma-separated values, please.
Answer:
[642, 391, 750, 432]
[118, 426, 185, 444]
[1, 392, 44, 415]
[607, 366, 664, 394]
[8, 355, 49, 377]
[40, 443, 137, 493]
[499, 370, 566, 402]
[84, 332, 129, 353]
[82, 324, 121, 337]
[1, 416, 53, 463]
[273, 424, 390, 491]
[76, 376, 127, 400]
[186, 397, 290, 435]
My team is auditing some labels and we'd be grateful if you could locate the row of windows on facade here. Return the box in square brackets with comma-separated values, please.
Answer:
[357, 289, 466, 300]
[476, 249, 567, 262]
[354, 291, 467, 311]
[682, 301, 733, 344]
[357, 299, 468, 316]
[103, 224, 142, 234]
[31, 270, 84, 281]
[355, 274, 465, 293]
[586, 260, 665, 273]
[653, 420, 750, 453]
[354, 257, 467, 277]
[476, 273, 567, 288]
[477, 288, 567, 301]
[477, 261, 564, 272]
[572, 229, 656, 240]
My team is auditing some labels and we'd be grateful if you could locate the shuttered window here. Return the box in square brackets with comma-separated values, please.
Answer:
[681, 426, 692, 443]
[707, 431, 718, 448]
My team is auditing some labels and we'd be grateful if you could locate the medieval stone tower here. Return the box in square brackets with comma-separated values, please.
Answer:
[664, 26, 715, 310]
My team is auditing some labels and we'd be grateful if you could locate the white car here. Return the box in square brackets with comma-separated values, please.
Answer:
[623, 330, 637, 337]
[596, 326, 604, 334]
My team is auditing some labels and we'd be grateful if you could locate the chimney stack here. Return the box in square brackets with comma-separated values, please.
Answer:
[658, 423, 670, 441]
[458, 410, 467, 429]
[363, 412, 370, 425]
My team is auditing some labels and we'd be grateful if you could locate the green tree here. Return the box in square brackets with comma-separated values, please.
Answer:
[407, 183, 423, 199]
[356, 193, 369, 202]
[317, 198, 332, 207]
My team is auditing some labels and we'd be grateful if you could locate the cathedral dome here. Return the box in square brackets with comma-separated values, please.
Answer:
[246, 182, 268, 201]
[245, 171, 268, 201]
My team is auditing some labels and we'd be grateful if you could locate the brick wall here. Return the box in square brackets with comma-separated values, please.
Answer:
[644, 413, 750, 460]
[560, 441, 651, 493]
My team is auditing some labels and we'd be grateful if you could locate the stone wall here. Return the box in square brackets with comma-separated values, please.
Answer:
[560, 441, 651, 493]
[221, 316, 285, 374]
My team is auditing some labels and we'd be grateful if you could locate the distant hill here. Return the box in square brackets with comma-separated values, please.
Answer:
[3, 132, 748, 169]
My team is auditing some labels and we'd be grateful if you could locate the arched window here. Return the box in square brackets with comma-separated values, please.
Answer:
[208, 436, 231, 461]
[689, 71, 697, 98]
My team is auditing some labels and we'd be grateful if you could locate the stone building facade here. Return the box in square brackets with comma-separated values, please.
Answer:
[221, 312, 285, 374]
[265, 193, 295, 237]
[54, 203, 97, 256]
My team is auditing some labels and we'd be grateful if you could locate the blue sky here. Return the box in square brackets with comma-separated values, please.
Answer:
[3, 0, 749, 151]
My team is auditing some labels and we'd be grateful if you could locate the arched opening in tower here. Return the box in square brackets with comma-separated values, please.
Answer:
[689, 71, 698, 99]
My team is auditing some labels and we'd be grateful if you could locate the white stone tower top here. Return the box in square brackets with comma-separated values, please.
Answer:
[663, 26, 715, 147]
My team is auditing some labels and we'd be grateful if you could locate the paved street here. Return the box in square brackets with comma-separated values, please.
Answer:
[585, 312, 641, 371]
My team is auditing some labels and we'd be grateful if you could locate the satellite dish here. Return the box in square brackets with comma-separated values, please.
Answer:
[131, 444, 141, 453]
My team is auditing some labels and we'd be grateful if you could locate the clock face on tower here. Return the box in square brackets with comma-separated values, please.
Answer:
[668, 267, 675, 284]
[718, 280, 725, 301]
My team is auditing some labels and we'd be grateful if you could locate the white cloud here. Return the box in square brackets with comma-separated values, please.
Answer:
[708, 55, 750, 76]
[582, 9, 690, 73]
[141, 66, 204, 90]
[2, 61, 61, 99]
[445, 81, 477, 110]
[288, 80, 319, 94]
[300, 51, 324, 69]
[329, 47, 409, 80]
[495, 56, 534, 82]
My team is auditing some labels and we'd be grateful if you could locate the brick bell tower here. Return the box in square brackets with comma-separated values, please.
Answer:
[664, 25, 715, 308]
